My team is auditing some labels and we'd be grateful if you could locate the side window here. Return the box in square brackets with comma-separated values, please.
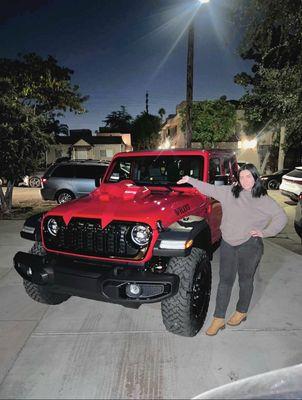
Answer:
[108, 161, 131, 182]
[74, 165, 107, 179]
[231, 156, 238, 180]
[209, 158, 221, 183]
[223, 158, 231, 175]
[51, 165, 74, 178]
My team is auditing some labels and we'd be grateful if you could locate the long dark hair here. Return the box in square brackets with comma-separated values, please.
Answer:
[232, 163, 267, 198]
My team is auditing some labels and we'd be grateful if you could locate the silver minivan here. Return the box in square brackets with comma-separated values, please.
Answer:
[41, 160, 109, 204]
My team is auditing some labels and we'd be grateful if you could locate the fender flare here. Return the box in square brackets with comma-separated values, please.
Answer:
[20, 212, 44, 242]
[153, 217, 213, 258]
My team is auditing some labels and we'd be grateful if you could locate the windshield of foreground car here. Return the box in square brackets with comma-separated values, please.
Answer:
[105, 155, 204, 186]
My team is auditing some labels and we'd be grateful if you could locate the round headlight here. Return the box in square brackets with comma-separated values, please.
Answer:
[47, 218, 59, 236]
[131, 225, 151, 247]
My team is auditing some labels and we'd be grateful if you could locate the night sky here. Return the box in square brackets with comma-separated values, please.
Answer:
[0, 0, 252, 132]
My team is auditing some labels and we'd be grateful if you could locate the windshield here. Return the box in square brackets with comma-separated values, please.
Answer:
[105, 155, 204, 186]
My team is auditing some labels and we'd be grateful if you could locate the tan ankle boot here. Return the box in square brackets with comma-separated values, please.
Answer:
[206, 318, 225, 336]
[227, 311, 247, 326]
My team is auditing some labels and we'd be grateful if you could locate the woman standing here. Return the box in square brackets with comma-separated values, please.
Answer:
[177, 163, 287, 336]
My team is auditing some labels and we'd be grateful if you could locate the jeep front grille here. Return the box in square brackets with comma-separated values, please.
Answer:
[42, 217, 151, 259]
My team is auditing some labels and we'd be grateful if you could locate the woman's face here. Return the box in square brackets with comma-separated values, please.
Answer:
[239, 169, 255, 191]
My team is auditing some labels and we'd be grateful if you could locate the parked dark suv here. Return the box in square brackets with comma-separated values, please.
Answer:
[41, 160, 109, 204]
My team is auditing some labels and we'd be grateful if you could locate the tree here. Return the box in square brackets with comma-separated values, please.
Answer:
[232, 0, 302, 168]
[0, 53, 87, 215]
[132, 112, 161, 150]
[180, 98, 237, 148]
[102, 106, 132, 132]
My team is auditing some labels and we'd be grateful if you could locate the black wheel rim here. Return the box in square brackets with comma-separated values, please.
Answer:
[191, 262, 210, 320]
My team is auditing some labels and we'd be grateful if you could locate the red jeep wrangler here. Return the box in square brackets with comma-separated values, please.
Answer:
[14, 149, 238, 337]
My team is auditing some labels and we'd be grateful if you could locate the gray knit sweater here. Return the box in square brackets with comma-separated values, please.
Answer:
[187, 177, 287, 246]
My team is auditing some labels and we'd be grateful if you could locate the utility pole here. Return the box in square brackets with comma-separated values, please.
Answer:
[185, 23, 194, 149]
[145, 91, 149, 114]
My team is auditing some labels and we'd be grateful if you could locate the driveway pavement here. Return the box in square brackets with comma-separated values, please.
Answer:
[0, 220, 301, 399]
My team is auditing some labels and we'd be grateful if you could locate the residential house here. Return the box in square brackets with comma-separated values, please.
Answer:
[46, 130, 132, 165]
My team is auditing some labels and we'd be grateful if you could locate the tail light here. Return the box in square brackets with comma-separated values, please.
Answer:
[299, 193, 302, 201]
[41, 178, 47, 186]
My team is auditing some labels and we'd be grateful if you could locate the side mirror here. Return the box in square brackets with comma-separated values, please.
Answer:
[214, 175, 228, 186]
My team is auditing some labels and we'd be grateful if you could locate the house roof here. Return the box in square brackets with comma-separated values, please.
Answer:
[56, 135, 124, 145]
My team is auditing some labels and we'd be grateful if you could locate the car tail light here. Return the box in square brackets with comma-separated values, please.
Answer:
[299, 193, 302, 201]
[41, 178, 47, 186]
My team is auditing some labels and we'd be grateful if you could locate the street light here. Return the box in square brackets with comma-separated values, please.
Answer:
[185, 0, 210, 148]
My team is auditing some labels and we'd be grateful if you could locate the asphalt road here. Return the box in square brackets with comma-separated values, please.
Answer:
[12, 187, 302, 255]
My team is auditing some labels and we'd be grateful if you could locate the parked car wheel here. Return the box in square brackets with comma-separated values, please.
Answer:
[29, 176, 41, 188]
[267, 179, 280, 190]
[56, 190, 75, 204]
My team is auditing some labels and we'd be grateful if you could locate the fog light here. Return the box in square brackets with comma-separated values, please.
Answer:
[126, 283, 142, 298]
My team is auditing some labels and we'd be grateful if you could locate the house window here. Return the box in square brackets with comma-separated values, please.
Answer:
[106, 149, 114, 158]
[75, 149, 88, 160]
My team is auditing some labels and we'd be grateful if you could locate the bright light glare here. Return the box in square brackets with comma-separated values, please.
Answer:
[158, 137, 171, 150]
[199, 0, 210, 3]
[239, 139, 257, 150]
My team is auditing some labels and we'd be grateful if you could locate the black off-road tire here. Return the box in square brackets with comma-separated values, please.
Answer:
[161, 248, 211, 337]
[23, 242, 70, 305]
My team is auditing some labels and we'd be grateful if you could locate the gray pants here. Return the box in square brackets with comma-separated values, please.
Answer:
[214, 237, 264, 318]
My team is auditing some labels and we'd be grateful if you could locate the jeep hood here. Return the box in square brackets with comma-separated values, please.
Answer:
[45, 181, 205, 229]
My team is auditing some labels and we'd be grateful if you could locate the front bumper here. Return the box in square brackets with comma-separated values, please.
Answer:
[14, 252, 179, 308]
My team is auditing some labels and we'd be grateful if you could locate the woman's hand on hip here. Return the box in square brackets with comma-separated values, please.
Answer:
[177, 176, 190, 184]
[250, 230, 263, 238]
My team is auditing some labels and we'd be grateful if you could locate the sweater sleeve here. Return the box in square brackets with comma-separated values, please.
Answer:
[187, 177, 227, 202]
[262, 198, 288, 238]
